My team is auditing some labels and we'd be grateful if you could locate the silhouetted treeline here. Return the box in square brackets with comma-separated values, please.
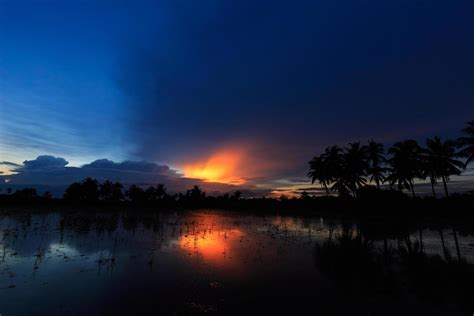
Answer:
[309, 120, 474, 198]
[0, 179, 243, 209]
[1, 179, 474, 220]
[1, 121, 473, 219]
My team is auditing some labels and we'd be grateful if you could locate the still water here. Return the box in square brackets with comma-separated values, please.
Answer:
[0, 209, 473, 315]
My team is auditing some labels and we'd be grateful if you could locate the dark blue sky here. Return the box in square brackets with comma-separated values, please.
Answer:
[0, 0, 473, 193]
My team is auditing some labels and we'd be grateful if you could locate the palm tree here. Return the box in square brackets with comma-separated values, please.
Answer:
[64, 178, 99, 202]
[155, 184, 167, 199]
[386, 140, 423, 197]
[323, 146, 344, 195]
[365, 140, 387, 189]
[187, 185, 206, 202]
[99, 180, 114, 201]
[126, 185, 146, 203]
[145, 184, 168, 201]
[424, 137, 463, 197]
[100, 181, 124, 201]
[341, 142, 368, 196]
[308, 155, 331, 196]
[424, 164, 438, 198]
[422, 141, 440, 198]
[308, 146, 343, 196]
[110, 182, 124, 201]
[331, 176, 352, 197]
[457, 120, 474, 168]
[81, 178, 100, 202]
[64, 182, 82, 201]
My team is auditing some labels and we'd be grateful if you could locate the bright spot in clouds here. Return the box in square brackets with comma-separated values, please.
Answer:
[183, 149, 246, 185]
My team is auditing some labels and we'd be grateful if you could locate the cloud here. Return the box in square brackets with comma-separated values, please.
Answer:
[293, 187, 326, 193]
[21, 155, 69, 171]
[0, 161, 22, 176]
[0, 155, 255, 196]
[82, 159, 177, 175]
[0, 161, 21, 167]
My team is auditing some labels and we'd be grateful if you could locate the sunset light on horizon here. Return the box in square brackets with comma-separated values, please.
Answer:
[182, 149, 247, 185]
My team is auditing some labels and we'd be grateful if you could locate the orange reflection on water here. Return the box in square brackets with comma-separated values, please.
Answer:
[178, 214, 244, 268]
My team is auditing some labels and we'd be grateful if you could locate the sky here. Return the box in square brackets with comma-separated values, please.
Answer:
[0, 0, 473, 196]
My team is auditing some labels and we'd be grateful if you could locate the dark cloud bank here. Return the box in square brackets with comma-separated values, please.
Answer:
[0, 156, 268, 197]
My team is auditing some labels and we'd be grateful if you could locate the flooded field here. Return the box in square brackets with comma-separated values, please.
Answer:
[0, 209, 473, 315]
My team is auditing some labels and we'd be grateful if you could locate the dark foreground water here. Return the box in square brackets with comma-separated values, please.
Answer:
[0, 209, 473, 315]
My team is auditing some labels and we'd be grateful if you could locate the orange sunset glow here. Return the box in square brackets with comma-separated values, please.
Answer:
[178, 214, 245, 268]
[179, 228, 243, 263]
[183, 149, 246, 185]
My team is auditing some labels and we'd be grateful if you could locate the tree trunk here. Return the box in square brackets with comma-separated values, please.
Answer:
[452, 226, 461, 262]
[409, 181, 416, 198]
[352, 188, 358, 198]
[430, 178, 436, 198]
[442, 176, 449, 198]
[323, 183, 330, 196]
[419, 228, 424, 253]
[439, 229, 448, 260]
[328, 224, 334, 244]
[405, 236, 413, 253]
[376, 178, 380, 190]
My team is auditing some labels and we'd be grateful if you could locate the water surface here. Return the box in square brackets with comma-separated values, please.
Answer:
[0, 209, 473, 315]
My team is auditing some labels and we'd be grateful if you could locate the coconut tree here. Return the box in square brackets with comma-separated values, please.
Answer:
[145, 184, 168, 202]
[323, 143, 368, 197]
[308, 146, 346, 196]
[322, 146, 347, 196]
[99, 180, 114, 201]
[457, 120, 474, 168]
[365, 140, 387, 189]
[125, 185, 146, 203]
[341, 142, 368, 196]
[423, 164, 438, 198]
[110, 182, 124, 201]
[422, 144, 440, 198]
[323, 146, 344, 173]
[424, 137, 463, 197]
[386, 140, 423, 197]
[308, 155, 331, 196]
[99, 180, 124, 201]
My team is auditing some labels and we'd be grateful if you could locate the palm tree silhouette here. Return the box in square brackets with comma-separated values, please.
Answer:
[99, 180, 114, 201]
[387, 140, 423, 197]
[323, 146, 344, 195]
[365, 140, 387, 189]
[145, 184, 168, 202]
[308, 146, 343, 196]
[423, 162, 438, 198]
[424, 137, 463, 197]
[308, 155, 331, 196]
[340, 142, 368, 196]
[457, 120, 474, 168]
[126, 184, 146, 203]
[307, 121, 471, 199]
[111, 182, 124, 201]
[187, 185, 206, 201]
[155, 184, 167, 199]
